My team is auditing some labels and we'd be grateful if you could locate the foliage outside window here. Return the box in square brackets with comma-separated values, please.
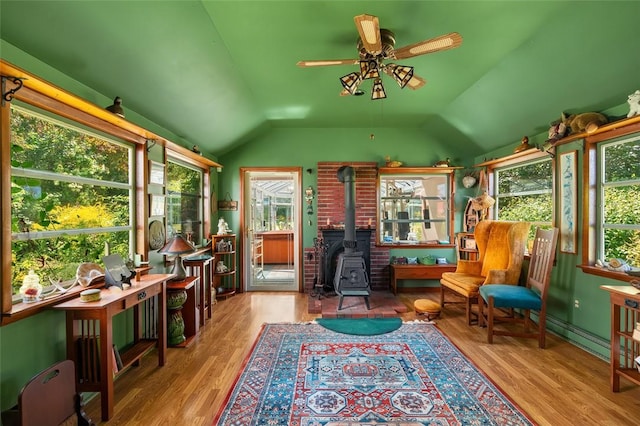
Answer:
[10, 105, 133, 297]
[494, 157, 553, 242]
[599, 135, 640, 266]
[166, 160, 203, 244]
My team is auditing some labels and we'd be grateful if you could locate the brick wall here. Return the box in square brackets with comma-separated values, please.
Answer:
[304, 162, 390, 292]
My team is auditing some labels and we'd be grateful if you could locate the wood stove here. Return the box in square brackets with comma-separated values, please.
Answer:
[332, 166, 371, 310]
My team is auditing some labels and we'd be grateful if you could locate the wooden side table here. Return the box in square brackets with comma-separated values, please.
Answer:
[600, 285, 640, 391]
[184, 254, 214, 325]
[53, 274, 172, 421]
[166, 276, 199, 347]
[389, 264, 457, 295]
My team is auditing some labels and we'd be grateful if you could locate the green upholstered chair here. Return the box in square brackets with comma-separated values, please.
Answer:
[478, 227, 558, 348]
[440, 220, 531, 325]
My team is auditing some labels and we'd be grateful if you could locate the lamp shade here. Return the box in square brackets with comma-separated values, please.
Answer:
[340, 72, 363, 95]
[390, 64, 414, 88]
[371, 78, 387, 100]
[359, 59, 380, 80]
[158, 234, 195, 280]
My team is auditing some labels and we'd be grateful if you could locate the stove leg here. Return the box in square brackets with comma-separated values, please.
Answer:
[364, 297, 370, 310]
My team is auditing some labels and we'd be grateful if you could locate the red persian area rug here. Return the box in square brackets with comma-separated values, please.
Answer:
[213, 322, 535, 425]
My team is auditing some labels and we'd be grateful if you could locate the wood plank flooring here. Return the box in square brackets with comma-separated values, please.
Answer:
[83, 292, 640, 425]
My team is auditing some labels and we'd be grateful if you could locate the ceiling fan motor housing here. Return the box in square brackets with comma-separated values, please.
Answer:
[358, 29, 396, 59]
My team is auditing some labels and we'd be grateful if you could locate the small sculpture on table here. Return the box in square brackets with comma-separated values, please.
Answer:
[216, 261, 229, 273]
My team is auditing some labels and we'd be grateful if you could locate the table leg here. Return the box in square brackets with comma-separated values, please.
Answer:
[158, 283, 167, 366]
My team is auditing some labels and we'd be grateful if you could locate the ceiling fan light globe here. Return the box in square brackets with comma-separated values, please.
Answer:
[340, 72, 363, 95]
[359, 60, 380, 80]
[392, 65, 414, 88]
[371, 79, 387, 100]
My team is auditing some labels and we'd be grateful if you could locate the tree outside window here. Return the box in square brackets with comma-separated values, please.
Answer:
[10, 106, 133, 296]
[600, 136, 640, 266]
[166, 160, 203, 244]
[494, 158, 553, 245]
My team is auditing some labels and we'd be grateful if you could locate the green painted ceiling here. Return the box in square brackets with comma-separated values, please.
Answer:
[1, 1, 639, 158]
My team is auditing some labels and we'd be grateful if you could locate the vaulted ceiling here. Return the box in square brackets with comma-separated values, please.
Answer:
[2, 1, 639, 158]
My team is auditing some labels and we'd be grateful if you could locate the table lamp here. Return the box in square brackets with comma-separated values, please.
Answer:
[158, 233, 195, 280]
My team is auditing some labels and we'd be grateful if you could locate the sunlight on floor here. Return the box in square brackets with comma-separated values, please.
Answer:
[249, 293, 299, 322]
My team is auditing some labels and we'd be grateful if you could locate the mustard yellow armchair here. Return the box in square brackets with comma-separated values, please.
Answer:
[440, 220, 531, 325]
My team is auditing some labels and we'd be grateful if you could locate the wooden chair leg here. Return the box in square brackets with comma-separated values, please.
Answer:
[487, 297, 494, 343]
[440, 286, 446, 307]
[538, 312, 547, 349]
[523, 309, 531, 333]
[478, 296, 485, 327]
[466, 297, 472, 325]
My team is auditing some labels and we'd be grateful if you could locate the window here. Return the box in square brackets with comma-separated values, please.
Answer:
[166, 159, 203, 245]
[598, 135, 640, 265]
[377, 168, 455, 246]
[494, 157, 553, 236]
[10, 105, 133, 297]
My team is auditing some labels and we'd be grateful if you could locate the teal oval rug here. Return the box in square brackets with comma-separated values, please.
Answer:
[315, 317, 402, 335]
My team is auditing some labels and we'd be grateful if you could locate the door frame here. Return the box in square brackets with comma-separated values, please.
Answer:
[239, 167, 303, 292]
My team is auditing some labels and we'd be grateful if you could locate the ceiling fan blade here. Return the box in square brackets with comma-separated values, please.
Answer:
[354, 14, 382, 55]
[297, 59, 359, 67]
[406, 74, 427, 90]
[393, 32, 463, 60]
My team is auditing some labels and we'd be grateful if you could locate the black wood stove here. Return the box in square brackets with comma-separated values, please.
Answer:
[333, 166, 371, 310]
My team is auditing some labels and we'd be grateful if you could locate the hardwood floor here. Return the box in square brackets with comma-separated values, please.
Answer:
[83, 292, 640, 425]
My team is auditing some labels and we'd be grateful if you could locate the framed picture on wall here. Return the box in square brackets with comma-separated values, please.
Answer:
[149, 160, 165, 186]
[559, 150, 577, 254]
[150, 194, 165, 217]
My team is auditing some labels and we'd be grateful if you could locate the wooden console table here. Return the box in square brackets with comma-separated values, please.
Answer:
[389, 264, 457, 295]
[54, 273, 172, 421]
[600, 285, 640, 392]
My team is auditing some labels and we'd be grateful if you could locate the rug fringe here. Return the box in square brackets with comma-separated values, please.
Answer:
[403, 319, 436, 325]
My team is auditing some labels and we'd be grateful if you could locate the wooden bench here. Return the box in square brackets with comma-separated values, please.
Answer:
[389, 264, 457, 295]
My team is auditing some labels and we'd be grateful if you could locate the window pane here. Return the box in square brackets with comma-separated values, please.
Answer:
[10, 106, 132, 297]
[497, 160, 552, 194]
[11, 179, 129, 231]
[603, 139, 640, 183]
[600, 136, 640, 266]
[495, 194, 553, 225]
[603, 228, 640, 265]
[495, 158, 553, 246]
[167, 161, 202, 244]
[604, 185, 640, 225]
[11, 108, 129, 183]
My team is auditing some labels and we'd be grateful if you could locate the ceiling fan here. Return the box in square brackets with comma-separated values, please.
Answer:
[297, 14, 463, 100]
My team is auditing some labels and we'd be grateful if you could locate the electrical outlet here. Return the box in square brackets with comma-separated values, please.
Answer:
[574, 299, 580, 308]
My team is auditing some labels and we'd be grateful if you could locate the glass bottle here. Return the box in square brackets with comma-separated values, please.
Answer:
[20, 270, 43, 303]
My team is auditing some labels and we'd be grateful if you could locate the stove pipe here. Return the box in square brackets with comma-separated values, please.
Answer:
[337, 165, 356, 253]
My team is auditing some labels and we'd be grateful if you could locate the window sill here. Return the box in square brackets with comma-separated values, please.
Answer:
[578, 265, 638, 283]
[1, 283, 102, 326]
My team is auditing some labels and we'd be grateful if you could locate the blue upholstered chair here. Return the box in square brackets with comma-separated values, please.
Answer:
[478, 227, 558, 348]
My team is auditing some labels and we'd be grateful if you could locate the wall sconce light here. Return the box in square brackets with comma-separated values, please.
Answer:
[105, 96, 125, 118]
[305, 186, 315, 225]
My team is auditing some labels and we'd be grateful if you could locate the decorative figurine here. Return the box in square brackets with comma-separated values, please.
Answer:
[627, 89, 640, 118]
[216, 261, 229, 273]
[217, 217, 229, 235]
